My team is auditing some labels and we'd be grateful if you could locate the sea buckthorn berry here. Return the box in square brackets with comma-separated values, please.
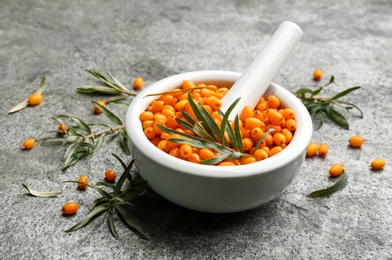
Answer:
[62, 202, 78, 215]
[306, 143, 319, 157]
[94, 100, 106, 114]
[188, 153, 201, 164]
[253, 110, 264, 122]
[242, 138, 253, 151]
[240, 156, 256, 165]
[77, 176, 89, 190]
[166, 115, 179, 129]
[273, 133, 286, 146]
[22, 138, 35, 150]
[371, 159, 385, 170]
[268, 110, 285, 126]
[349, 135, 364, 148]
[251, 127, 264, 143]
[313, 69, 323, 81]
[180, 144, 193, 158]
[269, 146, 283, 157]
[329, 163, 344, 177]
[241, 129, 251, 139]
[263, 133, 273, 147]
[169, 147, 180, 158]
[151, 100, 165, 113]
[282, 108, 295, 120]
[207, 97, 222, 110]
[285, 119, 297, 131]
[254, 149, 269, 161]
[27, 93, 43, 106]
[219, 161, 236, 166]
[318, 143, 329, 157]
[240, 106, 254, 121]
[281, 128, 293, 144]
[58, 124, 67, 133]
[174, 99, 188, 111]
[159, 94, 176, 106]
[244, 117, 263, 130]
[267, 95, 280, 109]
[133, 77, 144, 90]
[199, 148, 215, 160]
[161, 108, 175, 118]
[256, 100, 269, 112]
[182, 80, 195, 89]
[144, 127, 157, 140]
[200, 88, 214, 97]
[153, 118, 166, 135]
[142, 120, 154, 130]
[105, 169, 117, 182]
[157, 140, 167, 151]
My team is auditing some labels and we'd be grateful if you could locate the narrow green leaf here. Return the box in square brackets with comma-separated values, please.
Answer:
[92, 133, 105, 152]
[115, 205, 148, 240]
[89, 197, 108, 210]
[111, 153, 127, 170]
[104, 69, 129, 92]
[95, 181, 116, 191]
[65, 204, 109, 233]
[201, 153, 230, 165]
[307, 172, 348, 198]
[234, 115, 243, 153]
[193, 122, 215, 142]
[254, 128, 276, 150]
[336, 101, 363, 118]
[107, 212, 119, 239]
[54, 114, 92, 134]
[175, 116, 194, 132]
[22, 183, 61, 197]
[64, 142, 81, 168]
[8, 99, 28, 114]
[311, 86, 324, 97]
[114, 159, 134, 196]
[92, 101, 123, 125]
[331, 86, 361, 100]
[110, 101, 130, 109]
[327, 106, 349, 130]
[76, 85, 122, 95]
[119, 129, 131, 155]
[181, 110, 197, 125]
[220, 97, 240, 138]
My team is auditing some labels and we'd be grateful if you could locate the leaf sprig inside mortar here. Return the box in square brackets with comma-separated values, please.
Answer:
[293, 76, 363, 130]
[156, 93, 275, 165]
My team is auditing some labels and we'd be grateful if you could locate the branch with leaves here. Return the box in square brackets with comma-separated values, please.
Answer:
[293, 76, 363, 130]
[64, 154, 155, 239]
[43, 102, 129, 169]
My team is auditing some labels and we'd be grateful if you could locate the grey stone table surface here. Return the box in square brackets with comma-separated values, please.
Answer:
[1, 0, 391, 259]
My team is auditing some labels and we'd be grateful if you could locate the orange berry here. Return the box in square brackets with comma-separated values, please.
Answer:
[318, 143, 329, 157]
[105, 169, 117, 182]
[142, 120, 154, 130]
[144, 127, 157, 140]
[169, 147, 180, 158]
[206, 97, 222, 110]
[240, 106, 254, 121]
[282, 108, 295, 120]
[273, 133, 286, 146]
[349, 136, 364, 148]
[306, 143, 319, 157]
[159, 94, 176, 106]
[199, 148, 215, 160]
[269, 146, 283, 157]
[133, 77, 144, 90]
[329, 163, 344, 177]
[58, 124, 67, 133]
[151, 100, 165, 113]
[139, 111, 154, 121]
[267, 95, 280, 109]
[371, 159, 385, 170]
[313, 69, 323, 81]
[285, 119, 297, 131]
[281, 128, 293, 144]
[182, 80, 196, 89]
[94, 100, 106, 114]
[251, 127, 264, 143]
[62, 202, 78, 215]
[219, 161, 236, 166]
[27, 93, 43, 106]
[256, 100, 269, 112]
[22, 138, 35, 150]
[244, 117, 263, 130]
[187, 153, 201, 164]
[268, 110, 285, 126]
[242, 137, 253, 151]
[179, 144, 193, 158]
[240, 156, 256, 165]
[254, 149, 269, 161]
[77, 176, 89, 190]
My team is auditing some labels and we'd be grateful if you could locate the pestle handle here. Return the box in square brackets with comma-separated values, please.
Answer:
[220, 21, 303, 120]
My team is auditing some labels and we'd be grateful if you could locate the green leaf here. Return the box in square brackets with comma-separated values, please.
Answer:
[92, 133, 106, 152]
[234, 115, 243, 152]
[54, 114, 92, 134]
[64, 142, 81, 168]
[114, 159, 134, 196]
[92, 101, 123, 125]
[111, 153, 127, 170]
[89, 197, 108, 210]
[192, 122, 215, 142]
[76, 85, 122, 95]
[95, 181, 116, 191]
[110, 101, 130, 109]
[104, 69, 129, 92]
[219, 97, 240, 138]
[107, 212, 119, 239]
[336, 101, 363, 118]
[22, 183, 61, 197]
[119, 129, 130, 155]
[65, 204, 109, 233]
[331, 86, 361, 100]
[200, 153, 231, 165]
[307, 172, 348, 198]
[115, 205, 148, 240]
[254, 128, 275, 150]
[326, 106, 349, 130]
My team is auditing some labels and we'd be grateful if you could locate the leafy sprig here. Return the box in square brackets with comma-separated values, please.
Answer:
[157, 93, 274, 165]
[43, 105, 130, 169]
[293, 76, 362, 129]
[64, 154, 154, 239]
[76, 69, 136, 104]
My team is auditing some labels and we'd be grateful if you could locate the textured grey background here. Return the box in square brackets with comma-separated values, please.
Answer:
[1, 0, 392, 259]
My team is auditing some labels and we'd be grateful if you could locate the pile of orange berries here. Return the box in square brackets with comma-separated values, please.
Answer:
[139, 80, 297, 166]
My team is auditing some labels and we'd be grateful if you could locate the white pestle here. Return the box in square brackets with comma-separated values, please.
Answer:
[220, 21, 303, 120]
